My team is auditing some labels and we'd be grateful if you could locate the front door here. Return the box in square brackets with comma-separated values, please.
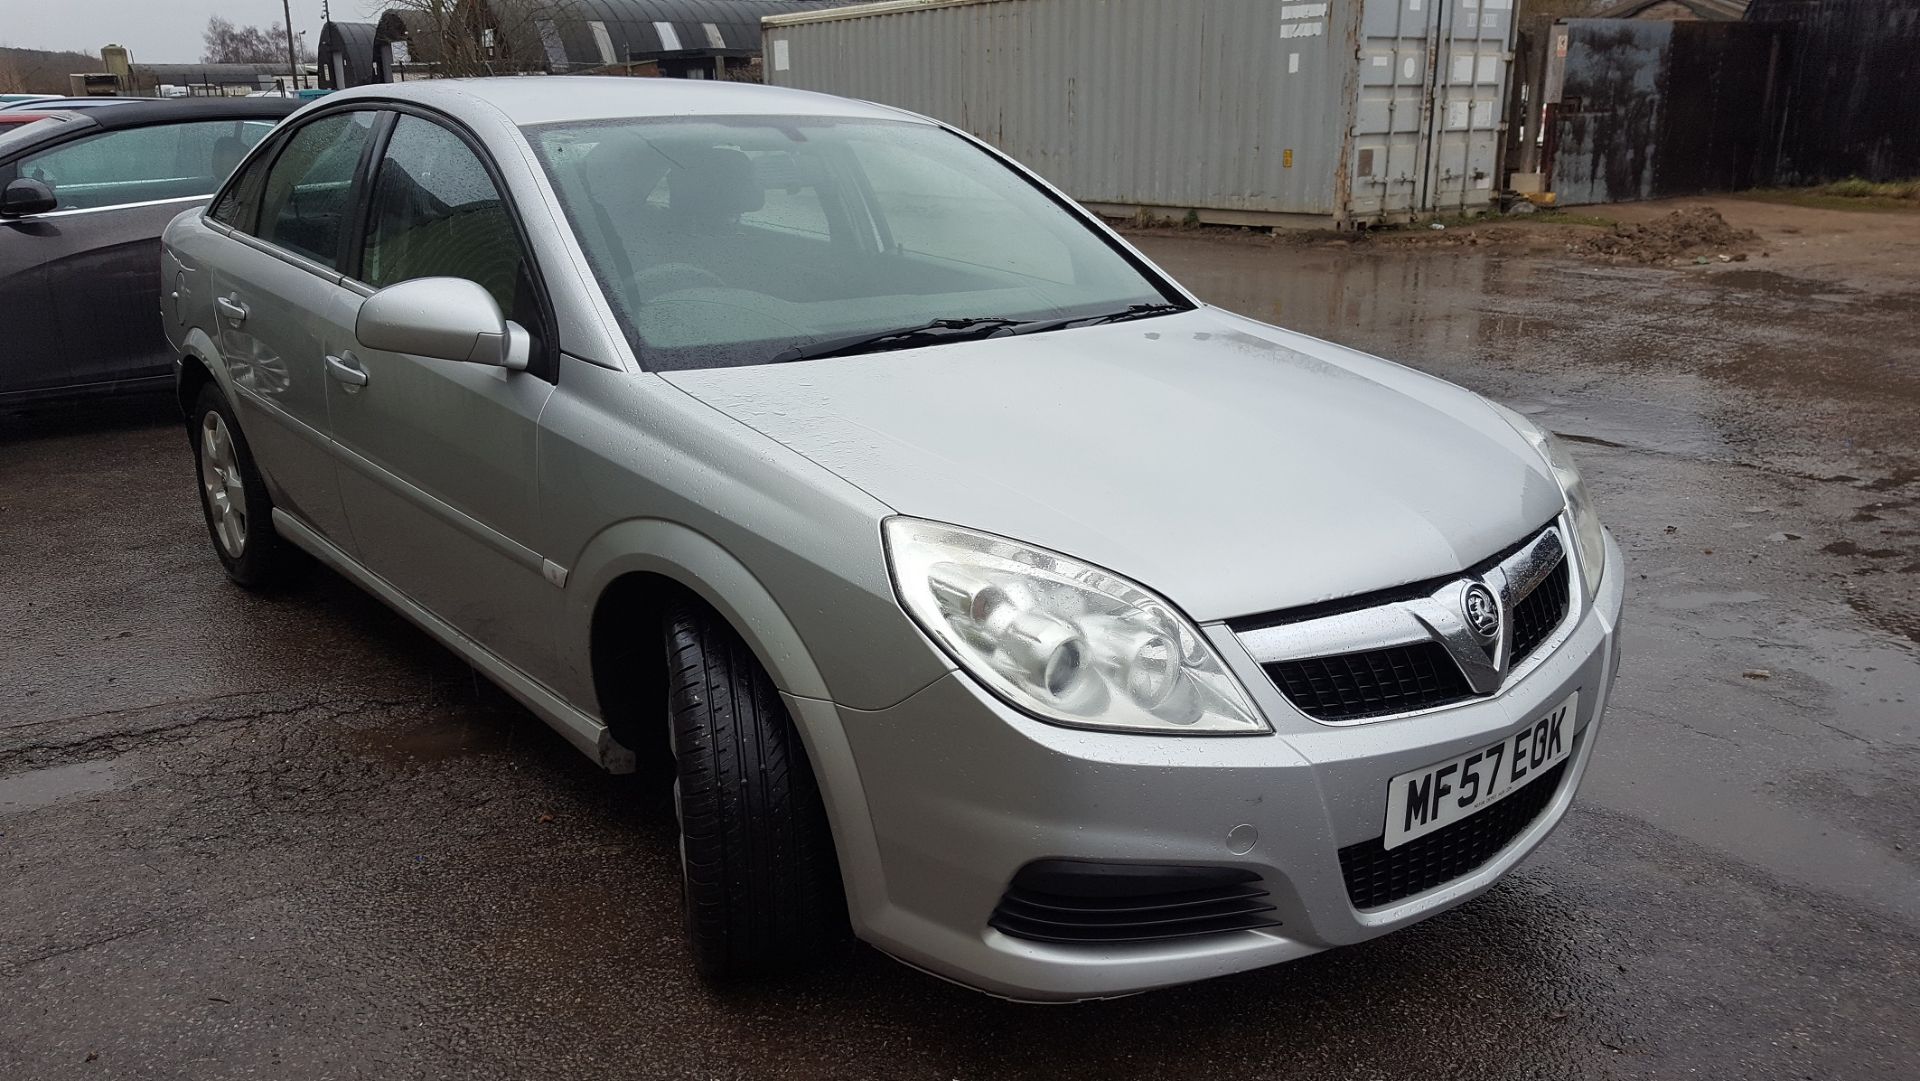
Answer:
[323, 112, 561, 684]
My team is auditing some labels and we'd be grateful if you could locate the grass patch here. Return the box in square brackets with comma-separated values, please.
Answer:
[1816, 177, 1920, 199]
[1740, 177, 1920, 211]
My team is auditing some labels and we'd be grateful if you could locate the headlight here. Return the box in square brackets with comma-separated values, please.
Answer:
[884, 518, 1268, 734]
[1489, 402, 1606, 599]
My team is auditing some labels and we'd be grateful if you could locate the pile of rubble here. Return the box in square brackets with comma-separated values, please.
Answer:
[1568, 207, 1760, 265]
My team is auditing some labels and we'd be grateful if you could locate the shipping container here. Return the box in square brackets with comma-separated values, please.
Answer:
[763, 0, 1519, 227]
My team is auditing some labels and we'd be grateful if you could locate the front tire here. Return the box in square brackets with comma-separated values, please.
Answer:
[664, 599, 844, 978]
[190, 384, 300, 589]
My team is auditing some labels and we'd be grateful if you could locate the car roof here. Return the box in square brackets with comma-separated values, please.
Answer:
[80, 97, 303, 129]
[318, 76, 926, 128]
[0, 97, 141, 111]
[0, 111, 98, 153]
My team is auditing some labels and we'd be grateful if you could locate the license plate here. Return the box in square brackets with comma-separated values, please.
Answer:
[1382, 692, 1578, 851]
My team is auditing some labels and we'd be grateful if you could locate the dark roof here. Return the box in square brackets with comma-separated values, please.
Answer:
[319, 22, 378, 88]
[581, 0, 839, 45]
[374, 10, 448, 63]
[324, 21, 378, 53]
[481, 0, 847, 67]
[79, 97, 301, 131]
[1602, 0, 1750, 18]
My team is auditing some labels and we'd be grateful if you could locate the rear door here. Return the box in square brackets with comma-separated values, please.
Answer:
[5, 117, 275, 391]
[0, 218, 59, 397]
[323, 110, 561, 683]
[205, 108, 381, 548]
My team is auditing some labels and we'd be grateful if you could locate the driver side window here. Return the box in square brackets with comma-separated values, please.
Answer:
[360, 114, 531, 324]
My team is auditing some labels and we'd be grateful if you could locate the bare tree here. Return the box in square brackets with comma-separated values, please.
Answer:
[375, 0, 585, 79]
[202, 16, 314, 64]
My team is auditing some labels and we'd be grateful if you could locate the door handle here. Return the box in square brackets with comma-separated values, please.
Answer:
[215, 295, 249, 326]
[325, 352, 368, 389]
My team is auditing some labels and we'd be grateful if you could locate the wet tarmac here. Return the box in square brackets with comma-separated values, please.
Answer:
[4, 226, 1917, 1079]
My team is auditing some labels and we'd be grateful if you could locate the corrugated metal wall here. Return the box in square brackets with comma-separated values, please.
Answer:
[766, 0, 1361, 222]
[765, 0, 1515, 225]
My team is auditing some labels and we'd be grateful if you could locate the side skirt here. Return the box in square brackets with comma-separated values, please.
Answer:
[273, 508, 637, 773]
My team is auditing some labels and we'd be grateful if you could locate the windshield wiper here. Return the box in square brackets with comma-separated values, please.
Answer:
[1002, 301, 1192, 337]
[767, 303, 1191, 364]
[769, 317, 1028, 364]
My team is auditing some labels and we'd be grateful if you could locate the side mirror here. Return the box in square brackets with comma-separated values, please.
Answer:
[354, 277, 530, 371]
[0, 178, 57, 218]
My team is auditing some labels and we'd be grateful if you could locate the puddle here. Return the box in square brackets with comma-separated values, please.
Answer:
[1707, 268, 1862, 301]
[1823, 540, 1906, 559]
[0, 761, 122, 814]
[344, 712, 514, 764]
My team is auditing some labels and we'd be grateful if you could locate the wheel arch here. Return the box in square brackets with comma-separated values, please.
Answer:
[569, 519, 833, 708]
[174, 325, 228, 421]
[571, 520, 888, 933]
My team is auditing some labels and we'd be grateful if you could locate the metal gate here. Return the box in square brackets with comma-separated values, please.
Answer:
[1350, 0, 1513, 219]
[1545, 19, 1789, 205]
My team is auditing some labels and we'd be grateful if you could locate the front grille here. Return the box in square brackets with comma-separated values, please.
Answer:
[1339, 759, 1570, 910]
[1510, 556, 1571, 663]
[1265, 642, 1473, 722]
[989, 861, 1279, 944]
[1246, 525, 1575, 724]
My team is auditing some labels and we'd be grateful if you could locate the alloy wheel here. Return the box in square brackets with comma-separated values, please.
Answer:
[199, 411, 248, 558]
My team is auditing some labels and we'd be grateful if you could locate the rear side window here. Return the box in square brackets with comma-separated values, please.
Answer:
[14, 119, 273, 212]
[361, 114, 531, 323]
[255, 110, 377, 268]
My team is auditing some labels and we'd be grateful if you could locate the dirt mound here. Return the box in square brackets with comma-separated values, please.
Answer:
[1568, 207, 1760, 264]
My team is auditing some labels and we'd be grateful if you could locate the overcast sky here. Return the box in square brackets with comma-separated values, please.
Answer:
[0, 0, 365, 65]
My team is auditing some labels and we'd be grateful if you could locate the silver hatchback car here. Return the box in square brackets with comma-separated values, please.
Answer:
[162, 78, 1624, 1001]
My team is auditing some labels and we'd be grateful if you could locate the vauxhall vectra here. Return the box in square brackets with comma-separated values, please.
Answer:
[161, 78, 1623, 1000]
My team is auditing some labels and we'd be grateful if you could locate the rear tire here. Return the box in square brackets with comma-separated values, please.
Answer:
[190, 384, 301, 589]
[664, 598, 844, 979]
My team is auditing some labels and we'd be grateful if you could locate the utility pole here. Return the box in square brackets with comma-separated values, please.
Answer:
[282, 0, 299, 91]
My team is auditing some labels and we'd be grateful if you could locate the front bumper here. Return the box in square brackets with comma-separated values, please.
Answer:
[820, 531, 1626, 1002]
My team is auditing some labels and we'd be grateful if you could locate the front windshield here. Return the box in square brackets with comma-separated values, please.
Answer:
[526, 116, 1178, 369]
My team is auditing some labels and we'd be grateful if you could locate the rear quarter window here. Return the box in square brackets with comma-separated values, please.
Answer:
[252, 110, 378, 269]
[208, 125, 280, 232]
